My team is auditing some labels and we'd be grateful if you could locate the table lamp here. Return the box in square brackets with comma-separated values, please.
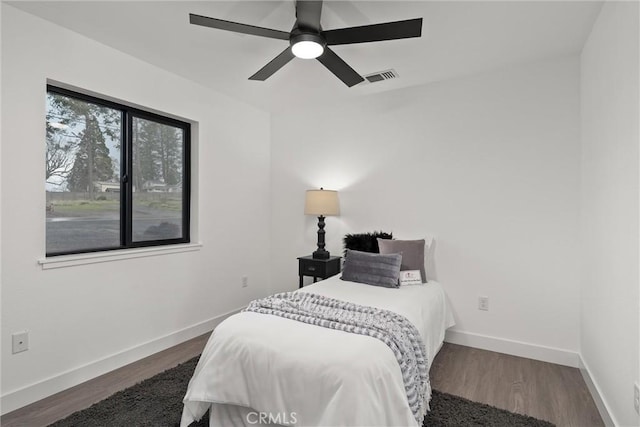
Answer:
[304, 188, 340, 259]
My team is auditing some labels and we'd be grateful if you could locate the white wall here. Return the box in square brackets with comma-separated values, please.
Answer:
[580, 2, 640, 426]
[1, 5, 272, 413]
[271, 57, 582, 364]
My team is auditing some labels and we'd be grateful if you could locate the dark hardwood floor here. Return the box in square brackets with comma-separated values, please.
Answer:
[430, 343, 604, 427]
[1, 338, 603, 427]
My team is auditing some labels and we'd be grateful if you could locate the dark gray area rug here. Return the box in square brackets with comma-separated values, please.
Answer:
[49, 357, 554, 427]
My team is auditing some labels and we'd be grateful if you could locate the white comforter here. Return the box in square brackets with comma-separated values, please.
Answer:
[180, 277, 455, 427]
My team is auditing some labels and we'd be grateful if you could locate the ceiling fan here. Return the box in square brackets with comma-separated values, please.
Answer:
[189, 1, 423, 87]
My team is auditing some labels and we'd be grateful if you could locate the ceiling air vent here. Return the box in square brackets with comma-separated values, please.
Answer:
[363, 69, 399, 84]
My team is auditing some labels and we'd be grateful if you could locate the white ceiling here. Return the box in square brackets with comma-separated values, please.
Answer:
[9, 1, 602, 112]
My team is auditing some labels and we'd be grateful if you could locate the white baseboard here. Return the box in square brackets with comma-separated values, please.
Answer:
[578, 355, 617, 427]
[1, 307, 243, 415]
[444, 329, 580, 367]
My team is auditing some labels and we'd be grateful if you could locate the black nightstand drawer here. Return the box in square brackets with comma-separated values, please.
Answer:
[297, 255, 341, 288]
[301, 263, 321, 275]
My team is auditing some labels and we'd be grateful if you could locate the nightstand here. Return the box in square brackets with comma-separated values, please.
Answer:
[297, 255, 341, 288]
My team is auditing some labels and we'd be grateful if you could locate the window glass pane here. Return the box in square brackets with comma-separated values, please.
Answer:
[46, 92, 122, 254]
[131, 117, 184, 242]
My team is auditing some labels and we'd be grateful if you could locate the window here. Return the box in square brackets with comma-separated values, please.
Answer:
[45, 85, 190, 256]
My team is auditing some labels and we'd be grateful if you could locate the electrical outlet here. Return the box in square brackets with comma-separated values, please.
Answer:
[12, 331, 29, 354]
[241, 276, 249, 288]
[478, 296, 489, 311]
[634, 382, 639, 414]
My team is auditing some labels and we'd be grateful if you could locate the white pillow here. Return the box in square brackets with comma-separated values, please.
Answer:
[424, 235, 435, 281]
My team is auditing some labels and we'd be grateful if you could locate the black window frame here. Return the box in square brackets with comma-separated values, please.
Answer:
[46, 85, 191, 257]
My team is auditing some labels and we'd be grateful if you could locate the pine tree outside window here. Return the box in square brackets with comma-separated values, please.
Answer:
[45, 85, 190, 256]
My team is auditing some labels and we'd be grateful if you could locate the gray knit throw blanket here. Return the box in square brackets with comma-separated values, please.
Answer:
[245, 292, 430, 425]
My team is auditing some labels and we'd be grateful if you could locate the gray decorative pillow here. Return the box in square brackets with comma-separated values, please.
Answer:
[377, 239, 427, 283]
[341, 249, 402, 288]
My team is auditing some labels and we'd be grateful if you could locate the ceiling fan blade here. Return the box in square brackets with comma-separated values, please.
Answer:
[324, 18, 422, 45]
[189, 13, 289, 40]
[249, 47, 296, 81]
[316, 47, 364, 87]
[295, 0, 323, 31]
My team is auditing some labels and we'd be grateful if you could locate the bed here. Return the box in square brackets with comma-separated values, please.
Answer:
[180, 273, 455, 427]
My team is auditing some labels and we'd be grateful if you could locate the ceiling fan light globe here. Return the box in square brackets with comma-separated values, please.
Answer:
[292, 40, 324, 59]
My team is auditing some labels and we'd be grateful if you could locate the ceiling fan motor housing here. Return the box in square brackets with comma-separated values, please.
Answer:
[289, 31, 326, 48]
[289, 29, 326, 59]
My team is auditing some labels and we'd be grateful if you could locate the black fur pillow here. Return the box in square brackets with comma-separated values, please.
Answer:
[343, 231, 393, 257]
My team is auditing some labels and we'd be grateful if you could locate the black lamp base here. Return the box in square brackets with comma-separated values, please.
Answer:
[312, 215, 330, 260]
[312, 249, 330, 259]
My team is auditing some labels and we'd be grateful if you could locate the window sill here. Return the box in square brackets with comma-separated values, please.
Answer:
[38, 243, 203, 270]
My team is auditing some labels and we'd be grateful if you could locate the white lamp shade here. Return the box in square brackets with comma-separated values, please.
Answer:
[304, 189, 340, 216]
